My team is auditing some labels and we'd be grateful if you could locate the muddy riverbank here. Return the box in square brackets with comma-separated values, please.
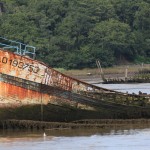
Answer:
[1, 119, 150, 130]
[63, 64, 150, 84]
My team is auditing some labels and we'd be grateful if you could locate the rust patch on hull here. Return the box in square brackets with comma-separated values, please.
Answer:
[0, 81, 50, 107]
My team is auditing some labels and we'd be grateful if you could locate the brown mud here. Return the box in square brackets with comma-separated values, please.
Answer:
[1, 119, 150, 130]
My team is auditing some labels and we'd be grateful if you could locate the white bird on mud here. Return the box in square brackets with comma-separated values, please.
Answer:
[43, 132, 46, 137]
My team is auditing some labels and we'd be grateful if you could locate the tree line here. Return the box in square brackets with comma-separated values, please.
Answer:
[0, 0, 150, 69]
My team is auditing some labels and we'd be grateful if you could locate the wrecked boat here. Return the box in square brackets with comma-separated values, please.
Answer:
[0, 37, 150, 122]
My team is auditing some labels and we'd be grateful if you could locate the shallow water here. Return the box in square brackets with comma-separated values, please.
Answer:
[96, 83, 150, 94]
[0, 127, 150, 150]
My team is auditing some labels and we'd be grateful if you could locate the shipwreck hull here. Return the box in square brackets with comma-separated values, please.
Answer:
[0, 48, 150, 121]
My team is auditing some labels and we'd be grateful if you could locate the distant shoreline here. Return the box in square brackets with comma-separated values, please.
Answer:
[63, 64, 150, 83]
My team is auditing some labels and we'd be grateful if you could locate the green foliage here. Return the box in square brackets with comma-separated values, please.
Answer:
[134, 56, 150, 64]
[0, 0, 149, 69]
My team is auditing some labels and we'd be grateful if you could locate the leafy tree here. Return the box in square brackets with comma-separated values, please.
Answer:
[0, 0, 149, 69]
[133, 1, 150, 58]
[89, 19, 136, 63]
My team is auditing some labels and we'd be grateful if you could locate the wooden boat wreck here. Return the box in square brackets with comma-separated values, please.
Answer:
[0, 37, 150, 122]
[96, 60, 150, 84]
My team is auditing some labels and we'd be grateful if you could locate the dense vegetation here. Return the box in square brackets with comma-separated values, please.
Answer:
[0, 0, 150, 69]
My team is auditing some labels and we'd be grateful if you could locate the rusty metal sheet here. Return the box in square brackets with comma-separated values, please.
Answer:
[0, 49, 90, 93]
[0, 81, 50, 107]
[0, 50, 46, 83]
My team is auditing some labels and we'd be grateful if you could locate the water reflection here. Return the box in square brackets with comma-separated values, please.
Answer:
[0, 125, 150, 150]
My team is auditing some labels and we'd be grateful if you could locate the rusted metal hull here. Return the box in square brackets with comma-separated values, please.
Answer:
[0, 49, 98, 109]
[0, 48, 150, 121]
[0, 49, 114, 107]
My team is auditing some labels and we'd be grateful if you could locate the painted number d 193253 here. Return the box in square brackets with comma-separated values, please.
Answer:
[0, 57, 40, 73]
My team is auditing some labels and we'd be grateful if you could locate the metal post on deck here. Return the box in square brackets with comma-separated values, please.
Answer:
[125, 66, 128, 81]
[96, 59, 105, 81]
[40, 84, 43, 121]
[141, 63, 144, 70]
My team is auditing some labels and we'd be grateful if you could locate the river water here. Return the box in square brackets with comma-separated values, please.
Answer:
[0, 127, 150, 150]
[0, 83, 150, 150]
[96, 83, 150, 94]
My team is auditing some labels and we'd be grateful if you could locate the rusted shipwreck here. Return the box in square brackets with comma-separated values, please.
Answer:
[0, 37, 150, 122]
